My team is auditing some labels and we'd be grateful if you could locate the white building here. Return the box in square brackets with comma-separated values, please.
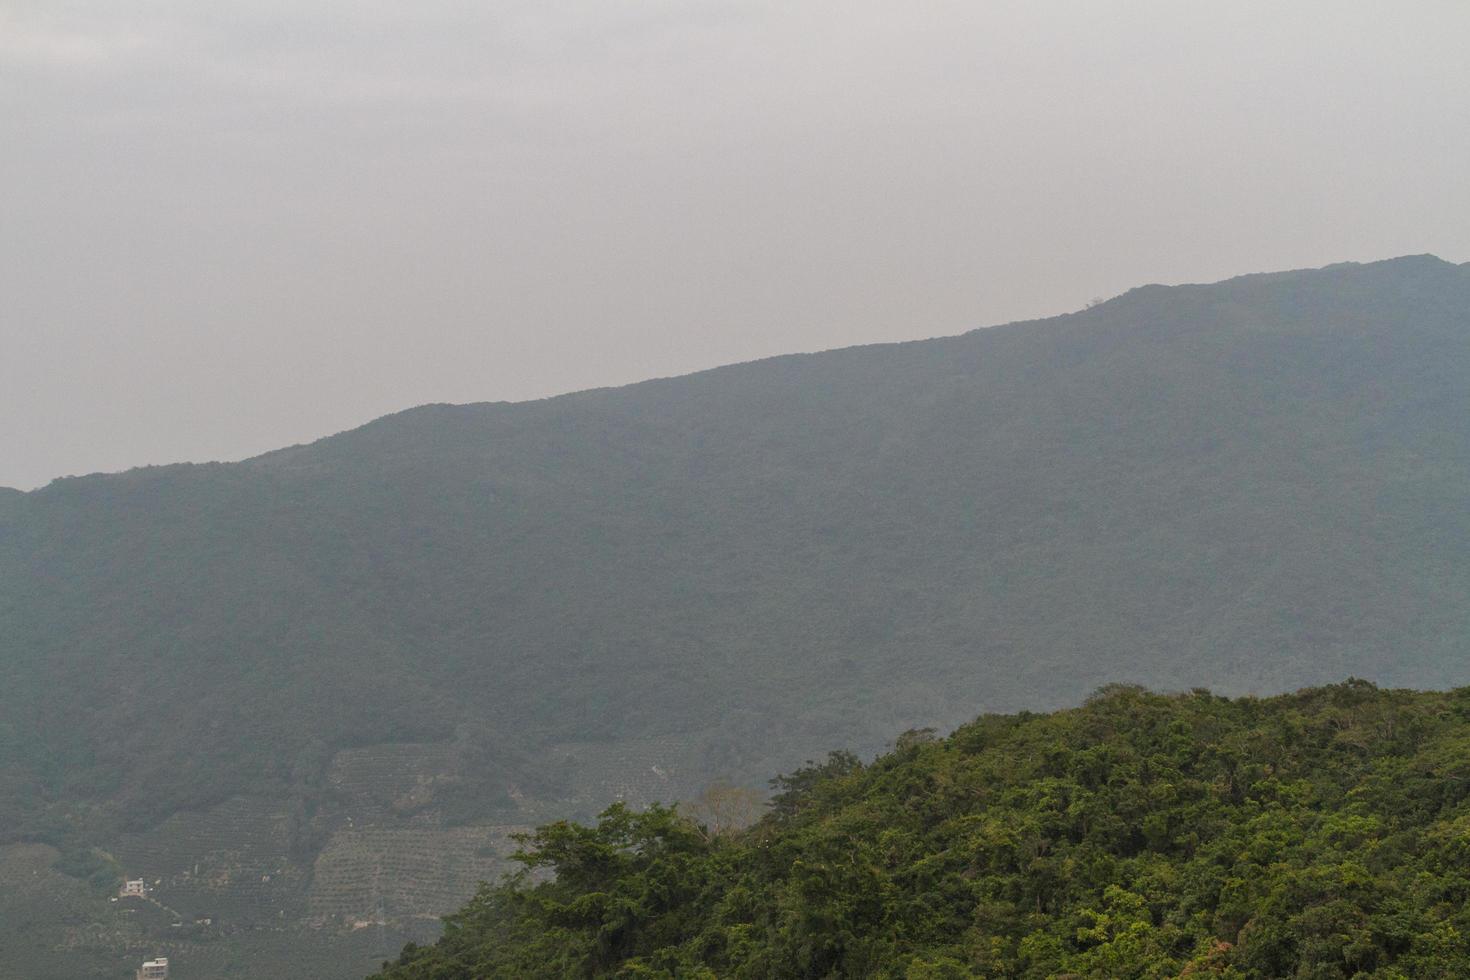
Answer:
[137, 957, 169, 979]
[120, 879, 147, 898]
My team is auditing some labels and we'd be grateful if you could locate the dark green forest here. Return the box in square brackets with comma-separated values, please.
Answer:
[373, 682, 1470, 979]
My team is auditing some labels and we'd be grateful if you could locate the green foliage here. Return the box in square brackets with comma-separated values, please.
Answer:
[50, 847, 122, 893]
[373, 683, 1470, 979]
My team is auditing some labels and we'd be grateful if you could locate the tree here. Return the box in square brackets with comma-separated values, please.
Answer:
[680, 781, 764, 838]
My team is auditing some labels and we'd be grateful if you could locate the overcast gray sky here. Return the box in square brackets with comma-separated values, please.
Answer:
[3, 1, 1468, 490]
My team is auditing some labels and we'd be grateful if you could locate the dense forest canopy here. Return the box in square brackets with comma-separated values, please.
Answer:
[373, 682, 1470, 979]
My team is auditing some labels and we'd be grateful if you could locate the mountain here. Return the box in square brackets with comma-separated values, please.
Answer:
[1, 255, 1468, 977]
[370, 681, 1470, 979]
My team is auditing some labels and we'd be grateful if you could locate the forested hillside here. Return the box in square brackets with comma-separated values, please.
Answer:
[2, 255, 1468, 976]
[373, 682, 1470, 979]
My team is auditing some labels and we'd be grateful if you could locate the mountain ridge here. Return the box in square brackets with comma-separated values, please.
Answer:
[20, 253, 1463, 494]
[3, 252, 1469, 978]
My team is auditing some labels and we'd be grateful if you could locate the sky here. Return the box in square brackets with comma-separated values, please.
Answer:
[3, 1, 1469, 491]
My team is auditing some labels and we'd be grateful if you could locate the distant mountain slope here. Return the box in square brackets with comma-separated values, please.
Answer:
[1, 255, 1468, 976]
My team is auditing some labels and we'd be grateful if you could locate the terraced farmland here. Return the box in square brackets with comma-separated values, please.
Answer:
[309, 825, 523, 923]
[327, 742, 461, 815]
[548, 733, 715, 815]
[2, 737, 681, 978]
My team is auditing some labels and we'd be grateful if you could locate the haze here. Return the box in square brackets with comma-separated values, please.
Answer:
[3, 0, 1468, 491]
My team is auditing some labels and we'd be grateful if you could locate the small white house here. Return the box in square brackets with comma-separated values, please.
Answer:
[137, 957, 169, 979]
[120, 879, 147, 898]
